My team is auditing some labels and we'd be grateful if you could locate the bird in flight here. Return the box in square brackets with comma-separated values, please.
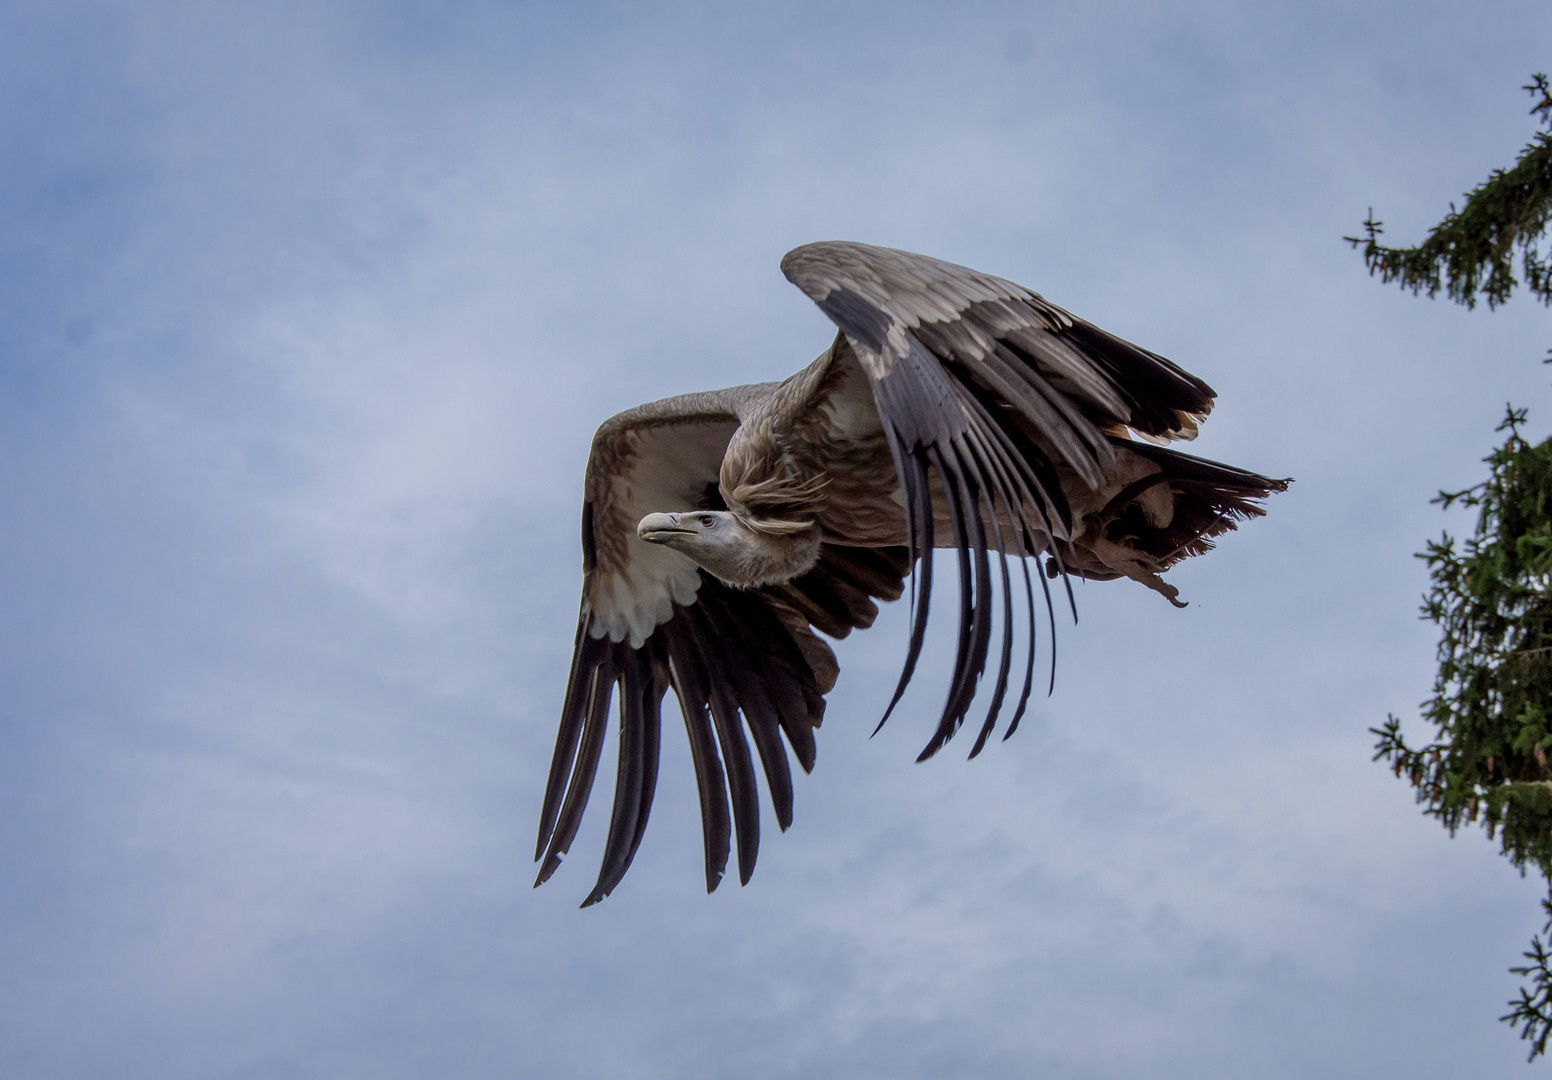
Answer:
[536, 241, 1287, 906]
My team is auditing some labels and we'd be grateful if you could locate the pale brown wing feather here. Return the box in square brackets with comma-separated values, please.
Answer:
[538, 387, 908, 906]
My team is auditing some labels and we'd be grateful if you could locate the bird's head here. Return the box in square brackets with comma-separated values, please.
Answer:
[637, 509, 820, 588]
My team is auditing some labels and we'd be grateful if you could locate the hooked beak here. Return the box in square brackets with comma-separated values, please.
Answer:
[638, 512, 697, 544]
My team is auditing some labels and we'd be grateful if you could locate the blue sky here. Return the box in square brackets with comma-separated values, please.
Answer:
[3, 2, 1552, 1076]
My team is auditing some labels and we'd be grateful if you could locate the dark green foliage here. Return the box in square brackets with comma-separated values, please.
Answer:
[1346, 75, 1552, 310]
[1356, 74, 1552, 1061]
[1372, 405, 1552, 1060]
[1506, 898, 1552, 1060]
[1372, 406, 1552, 869]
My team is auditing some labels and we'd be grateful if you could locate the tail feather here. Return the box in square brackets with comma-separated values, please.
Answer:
[1119, 440, 1289, 566]
[1063, 439, 1289, 600]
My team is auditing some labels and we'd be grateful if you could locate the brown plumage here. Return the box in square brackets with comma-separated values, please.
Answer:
[535, 241, 1289, 905]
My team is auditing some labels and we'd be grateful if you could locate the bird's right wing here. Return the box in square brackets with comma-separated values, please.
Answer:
[780, 241, 1276, 760]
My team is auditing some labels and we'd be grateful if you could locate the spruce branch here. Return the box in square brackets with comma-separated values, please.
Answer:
[1358, 71, 1552, 1062]
[1504, 896, 1552, 1061]
[1345, 75, 1552, 309]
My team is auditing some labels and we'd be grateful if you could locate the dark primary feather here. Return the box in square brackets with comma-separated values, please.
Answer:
[535, 549, 907, 907]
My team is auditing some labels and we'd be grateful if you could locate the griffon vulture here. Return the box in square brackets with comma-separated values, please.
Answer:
[536, 241, 1287, 906]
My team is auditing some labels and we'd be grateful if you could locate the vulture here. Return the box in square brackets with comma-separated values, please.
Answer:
[536, 241, 1288, 906]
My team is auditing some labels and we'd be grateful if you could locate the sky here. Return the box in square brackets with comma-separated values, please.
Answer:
[2, 1, 1551, 1077]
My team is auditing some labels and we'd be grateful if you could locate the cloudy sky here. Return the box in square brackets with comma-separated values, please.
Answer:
[3, 2, 1551, 1076]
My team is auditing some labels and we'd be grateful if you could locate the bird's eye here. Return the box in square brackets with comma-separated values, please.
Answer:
[699, 514, 717, 528]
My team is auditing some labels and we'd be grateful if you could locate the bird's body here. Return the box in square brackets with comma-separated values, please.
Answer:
[537, 242, 1288, 905]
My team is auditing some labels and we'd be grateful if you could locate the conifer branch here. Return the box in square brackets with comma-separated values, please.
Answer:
[1504, 896, 1552, 1061]
[1345, 75, 1552, 309]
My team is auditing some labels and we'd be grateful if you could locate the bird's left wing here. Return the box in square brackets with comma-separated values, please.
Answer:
[537, 389, 907, 905]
